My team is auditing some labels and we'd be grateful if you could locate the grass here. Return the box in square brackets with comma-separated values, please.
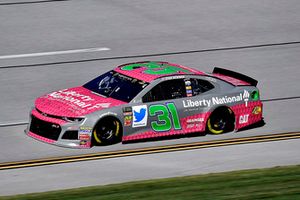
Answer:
[1, 165, 300, 200]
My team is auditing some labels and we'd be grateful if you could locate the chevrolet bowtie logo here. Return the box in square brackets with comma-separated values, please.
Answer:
[41, 112, 48, 117]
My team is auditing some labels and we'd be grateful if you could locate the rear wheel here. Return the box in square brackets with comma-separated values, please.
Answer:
[206, 107, 234, 135]
[93, 117, 122, 145]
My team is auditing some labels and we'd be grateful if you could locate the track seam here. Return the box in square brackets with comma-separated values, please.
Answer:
[0, 0, 68, 6]
[1, 41, 300, 70]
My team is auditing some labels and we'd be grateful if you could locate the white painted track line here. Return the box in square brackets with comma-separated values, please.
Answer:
[0, 47, 110, 59]
[0, 121, 28, 127]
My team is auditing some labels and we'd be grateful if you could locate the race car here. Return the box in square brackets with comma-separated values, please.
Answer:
[26, 61, 263, 148]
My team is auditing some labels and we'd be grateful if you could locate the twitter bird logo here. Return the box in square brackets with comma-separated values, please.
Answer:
[132, 105, 148, 127]
[134, 108, 146, 122]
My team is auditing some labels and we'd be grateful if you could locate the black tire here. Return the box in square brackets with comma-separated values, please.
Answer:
[92, 117, 122, 145]
[206, 107, 234, 135]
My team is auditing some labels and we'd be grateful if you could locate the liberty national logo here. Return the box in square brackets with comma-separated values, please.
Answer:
[132, 105, 148, 127]
[243, 90, 250, 107]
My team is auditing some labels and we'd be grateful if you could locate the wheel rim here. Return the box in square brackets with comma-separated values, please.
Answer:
[207, 116, 227, 134]
[93, 120, 120, 144]
[100, 126, 114, 140]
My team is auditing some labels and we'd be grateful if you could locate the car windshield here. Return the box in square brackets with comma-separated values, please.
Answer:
[83, 71, 148, 102]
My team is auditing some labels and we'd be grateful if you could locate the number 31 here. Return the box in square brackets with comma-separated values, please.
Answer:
[149, 103, 181, 132]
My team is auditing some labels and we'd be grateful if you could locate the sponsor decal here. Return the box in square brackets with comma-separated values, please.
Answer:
[79, 126, 91, 146]
[79, 134, 90, 141]
[80, 140, 87, 145]
[121, 62, 190, 75]
[164, 75, 185, 80]
[185, 80, 191, 86]
[123, 107, 132, 113]
[87, 103, 111, 110]
[186, 118, 204, 123]
[79, 126, 92, 134]
[212, 94, 243, 105]
[52, 124, 60, 129]
[124, 116, 133, 126]
[185, 80, 193, 97]
[49, 89, 94, 109]
[132, 105, 148, 127]
[243, 90, 250, 107]
[252, 106, 262, 115]
[239, 114, 249, 124]
[182, 90, 250, 108]
[123, 107, 133, 126]
[40, 112, 48, 117]
[183, 99, 211, 107]
[124, 112, 132, 116]
[48, 89, 112, 111]
[251, 90, 260, 101]
[186, 118, 204, 129]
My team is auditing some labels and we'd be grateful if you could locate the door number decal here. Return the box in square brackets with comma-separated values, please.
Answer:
[149, 103, 181, 132]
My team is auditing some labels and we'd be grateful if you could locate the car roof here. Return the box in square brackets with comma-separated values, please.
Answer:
[114, 61, 205, 82]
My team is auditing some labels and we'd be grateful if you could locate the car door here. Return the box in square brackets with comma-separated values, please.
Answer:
[141, 78, 187, 135]
[122, 78, 189, 141]
[180, 77, 216, 133]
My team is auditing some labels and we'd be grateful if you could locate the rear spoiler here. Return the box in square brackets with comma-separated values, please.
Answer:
[213, 67, 258, 86]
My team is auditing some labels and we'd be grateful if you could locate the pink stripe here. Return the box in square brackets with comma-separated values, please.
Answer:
[213, 74, 250, 86]
[28, 131, 55, 144]
[32, 109, 66, 125]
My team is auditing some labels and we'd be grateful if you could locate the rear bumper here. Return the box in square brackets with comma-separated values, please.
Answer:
[231, 101, 263, 130]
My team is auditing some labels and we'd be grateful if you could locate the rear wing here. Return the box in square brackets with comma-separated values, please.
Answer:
[213, 67, 258, 87]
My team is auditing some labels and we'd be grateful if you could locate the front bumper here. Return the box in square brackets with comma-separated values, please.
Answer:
[25, 109, 92, 148]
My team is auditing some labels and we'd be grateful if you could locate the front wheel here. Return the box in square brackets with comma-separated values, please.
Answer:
[206, 107, 234, 135]
[93, 117, 122, 145]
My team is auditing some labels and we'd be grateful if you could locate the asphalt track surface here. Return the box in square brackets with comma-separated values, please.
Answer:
[0, 0, 300, 195]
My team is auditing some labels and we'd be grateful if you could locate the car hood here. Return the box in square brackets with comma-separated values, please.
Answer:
[35, 86, 126, 117]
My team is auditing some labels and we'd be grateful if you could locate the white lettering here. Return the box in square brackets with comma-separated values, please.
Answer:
[243, 90, 250, 107]
[182, 99, 211, 108]
[87, 103, 111, 110]
[183, 91, 249, 108]
[239, 114, 249, 124]
[48, 90, 97, 109]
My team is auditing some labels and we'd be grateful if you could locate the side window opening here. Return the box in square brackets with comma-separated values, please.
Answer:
[142, 79, 187, 103]
[142, 84, 163, 102]
[190, 78, 214, 96]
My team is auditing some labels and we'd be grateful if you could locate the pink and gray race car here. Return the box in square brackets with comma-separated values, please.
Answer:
[26, 61, 263, 148]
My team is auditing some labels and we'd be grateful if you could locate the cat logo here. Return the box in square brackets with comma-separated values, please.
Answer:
[239, 114, 249, 124]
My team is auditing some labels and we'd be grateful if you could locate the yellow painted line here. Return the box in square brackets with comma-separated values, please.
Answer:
[0, 132, 299, 170]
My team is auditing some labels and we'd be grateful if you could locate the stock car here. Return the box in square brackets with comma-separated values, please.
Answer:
[26, 61, 263, 148]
